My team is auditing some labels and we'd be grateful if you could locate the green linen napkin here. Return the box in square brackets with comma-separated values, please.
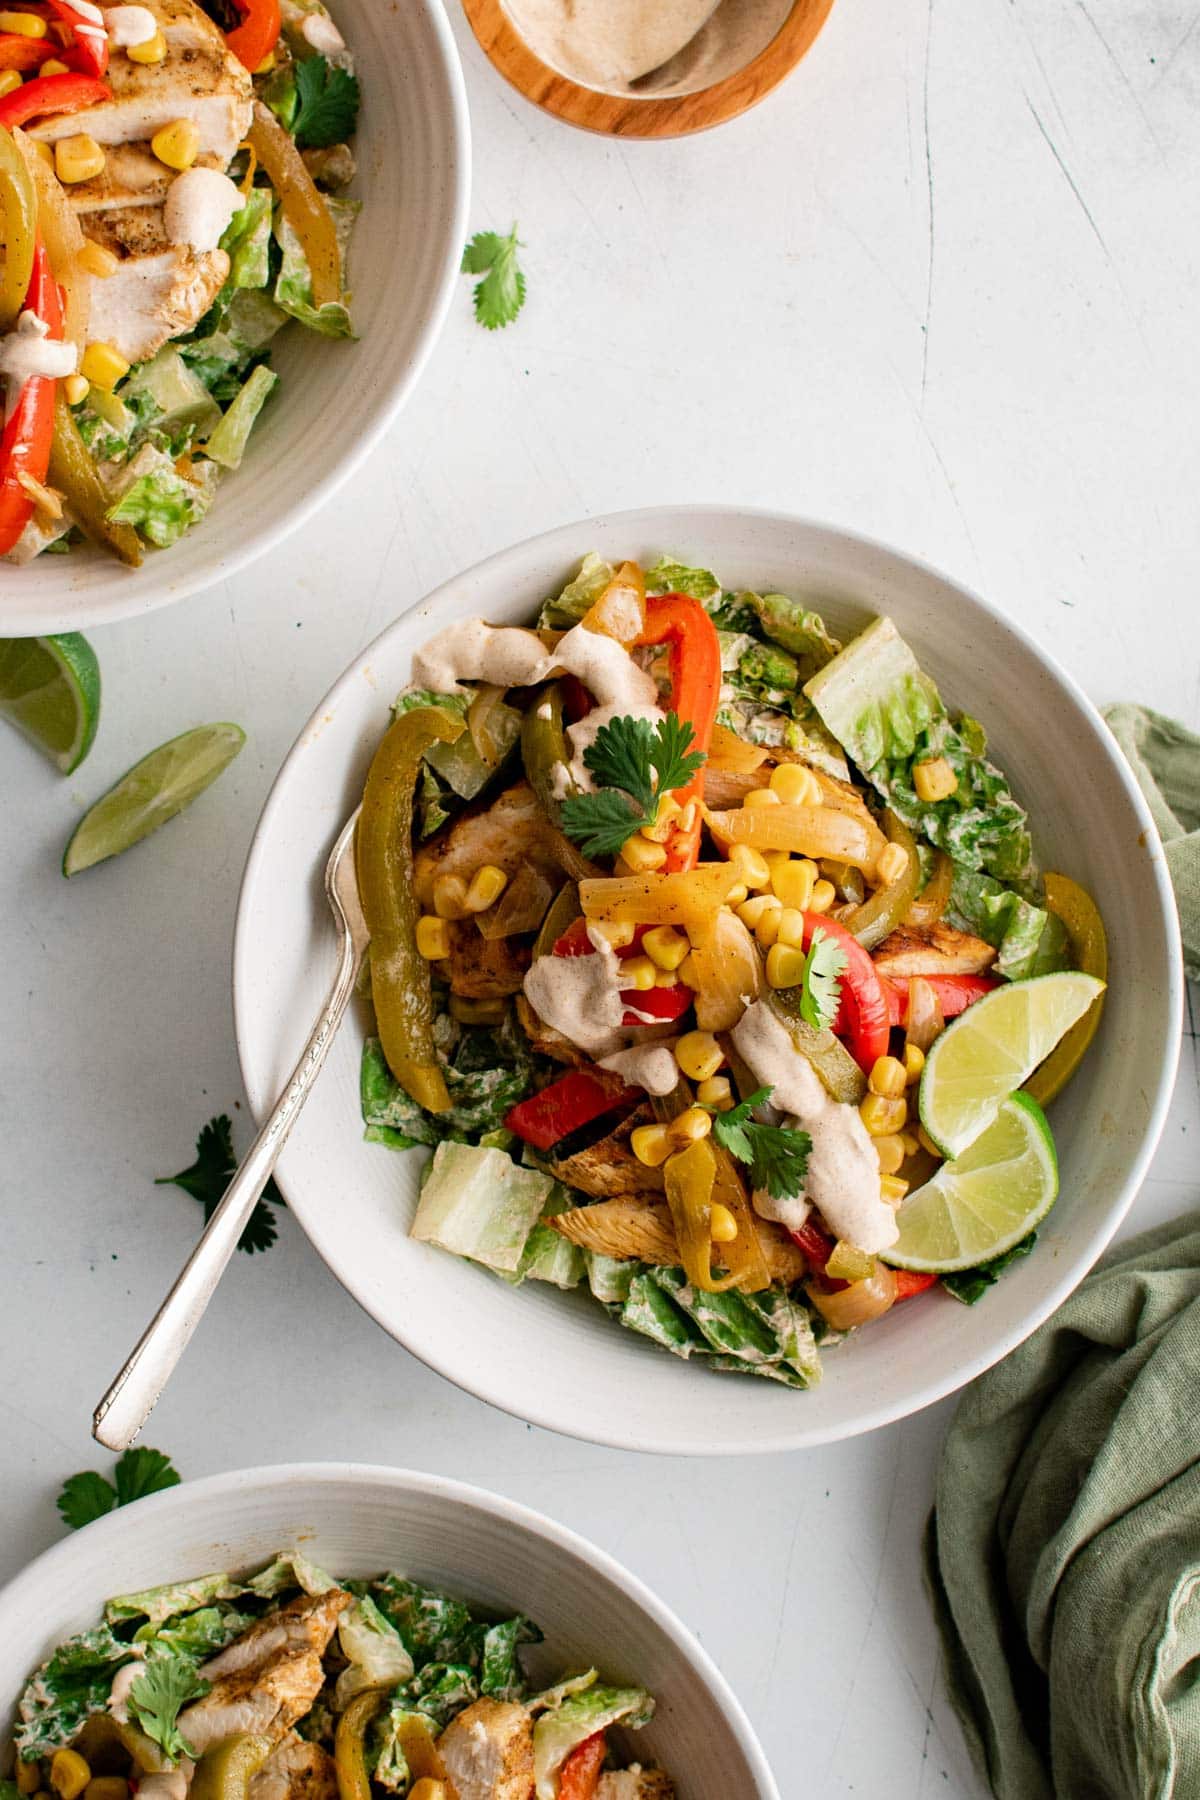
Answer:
[927, 1212, 1200, 1800]
[1105, 703, 1200, 980]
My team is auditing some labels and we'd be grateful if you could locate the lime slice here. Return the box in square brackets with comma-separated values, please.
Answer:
[884, 1092, 1058, 1272]
[918, 971, 1105, 1157]
[0, 633, 100, 773]
[63, 723, 245, 877]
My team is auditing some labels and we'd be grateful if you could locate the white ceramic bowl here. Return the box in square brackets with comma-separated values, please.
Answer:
[0, 0, 470, 637]
[0, 1463, 778, 1798]
[233, 505, 1183, 1455]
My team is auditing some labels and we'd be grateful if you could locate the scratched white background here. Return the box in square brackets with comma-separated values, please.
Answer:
[3, 1, 1199, 1793]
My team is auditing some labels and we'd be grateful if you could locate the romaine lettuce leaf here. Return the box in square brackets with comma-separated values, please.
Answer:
[532, 1685, 654, 1800]
[619, 1271, 709, 1358]
[107, 1572, 238, 1629]
[502, 1184, 585, 1290]
[136, 1604, 249, 1656]
[654, 1268, 821, 1385]
[273, 199, 358, 338]
[119, 349, 221, 456]
[480, 1616, 541, 1701]
[221, 187, 272, 291]
[15, 1626, 134, 1759]
[203, 365, 278, 471]
[371, 1576, 476, 1666]
[537, 552, 614, 629]
[360, 1037, 439, 1148]
[948, 865, 1070, 979]
[644, 556, 720, 601]
[244, 1551, 338, 1597]
[106, 446, 218, 549]
[586, 1251, 639, 1305]
[334, 1595, 414, 1708]
[941, 1231, 1037, 1304]
[411, 1143, 552, 1274]
[744, 590, 841, 668]
[182, 290, 289, 402]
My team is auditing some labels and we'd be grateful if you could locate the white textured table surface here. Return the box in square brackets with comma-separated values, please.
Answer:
[3, 1, 1199, 1794]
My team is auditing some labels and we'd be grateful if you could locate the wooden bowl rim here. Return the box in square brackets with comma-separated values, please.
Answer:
[459, 0, 836, 139]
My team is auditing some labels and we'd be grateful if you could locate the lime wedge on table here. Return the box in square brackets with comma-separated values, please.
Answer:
[63, 723, 245, 876]
[918, 971, 1106, 1158]
[884, 1092, 1058, 1272]
[0, 633, 100, 772]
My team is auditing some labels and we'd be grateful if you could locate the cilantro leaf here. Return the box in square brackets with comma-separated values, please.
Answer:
[114, 1448, 182, 1507]
[57, 1471, 118, 1531]
[649, 708, 706, 798]
[799, 926, 847, 1031]
[581, 714, 657, 815]
[558, 787, 644, 859]
[291, 54, 360, 149]
[157, 1115, 285, 1254]
[710, 1087, 812, 1200]
[560, 712, 706, 859]
[127, 1653, 209, 1761]
[57, 1450, 181, 1532]
[461, 225, 526, 330]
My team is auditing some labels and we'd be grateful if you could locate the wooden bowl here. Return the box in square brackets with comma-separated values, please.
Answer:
[460, 0, 835, 138]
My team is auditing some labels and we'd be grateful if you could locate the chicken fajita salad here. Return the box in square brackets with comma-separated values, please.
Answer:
[0, 0, 358, 565]
[354, 553, 1107, 1389]
[5, 1552, 673, 1800]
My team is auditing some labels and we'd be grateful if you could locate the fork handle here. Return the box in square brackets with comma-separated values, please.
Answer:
[92, 926, 364, 1451]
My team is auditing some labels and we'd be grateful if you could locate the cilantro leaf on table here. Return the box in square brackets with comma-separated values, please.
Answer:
[560, 713, 706, 858]
[128, 1654, 209, 1761]
[709, 1087, 812, 1200]
[57, 1451, 181, 1531]
[799, 926, 846, 1031]
[292, 55, 360, 149]
[157, 1115, 285, 1254]
[461, 225, 526, 330]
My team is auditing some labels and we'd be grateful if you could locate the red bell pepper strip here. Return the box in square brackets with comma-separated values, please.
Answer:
[551, 919, 692, 1026]
[790, 1218, 834, 1274]
[0, 33, 54, 70]
[225, 0, 280, 71]
[635, 593, 722, 872]
[880, 973, 1001, 1030]
[558, 1734, 607, 1800]
[894, 1270, 938, 1301]
[0, 236, 63, 557]
[0, 69, 108, 128]
[800, 912, 891, 1072]
[505, 1069, 637, 1151]
[45, 0, 106, 76]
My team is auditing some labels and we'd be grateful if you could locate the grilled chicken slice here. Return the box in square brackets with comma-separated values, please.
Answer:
[597, 1773, 676, 1799]
[29, 0, 252, 163]
[542, 1105, 664, 1198]
[415, 782, 566, 911]
[178, 1591, 351, 1756]
[873, 921, 997, 978]
[249, 1738, 338, 1800]
[83, 204, 228, 362]
[435, 1698, 534, 1800]
[550, 1196, 807, 1284]
[444, 919, 529, 999]
[64, 143, 226, 216]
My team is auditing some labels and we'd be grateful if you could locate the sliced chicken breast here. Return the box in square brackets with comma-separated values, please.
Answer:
[435, 1698, 535, 1800]
[177, 1591, 351, 1758]
[872, 921, 998, 978]
[66, 142, 226, 215]
[596, 1772, 675, 1799]
[203, 1591, 352, 1679]
[249, 1736, 338, 1800]
[87, 233, 229, 364]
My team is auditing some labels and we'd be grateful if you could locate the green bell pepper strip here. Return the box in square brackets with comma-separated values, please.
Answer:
[357, 704, 465, 1113]
[519, 679, 599, 883]
[1024, 872, 1107, 1106]
[48, 388, 142, 565]
[190, 1736, 274, 1800]
[845, 809, 920, 950]
[764, 989, 868, 1105]
[0, 123, 36, 333]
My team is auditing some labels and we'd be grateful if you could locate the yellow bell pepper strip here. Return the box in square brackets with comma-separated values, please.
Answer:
[190, 1737, 274, 1800]
[662, 1136, 740, 1294]
[357, 704, 465, 1112]
[1024, 873, 1108, 1106]
[582, 559, 646, 643]
[709, 1138, 771, 1291]
[579, 862, 743, 946]
[906, 847, 953, 928]
[334, 1691, 387, 1800]
[16, 126, 89, 352]
[247, 98, 339, 309]
[48, 388, 142, 564]
[391, 1715, 449, 1785]
[706, 721, 769, 775]
[845, 809, 920, 950]
[0, 121, 36, 332]
[706, 802, 881, 875]
[71, 1713, 167, 1775]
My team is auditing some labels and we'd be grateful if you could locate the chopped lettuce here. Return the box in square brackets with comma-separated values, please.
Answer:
[183, 290, 289, 402]
[655, 1268, 821, 1386]
[537, 552, 614, 629]
[120, 349, 222, 456]
[805, 616, 1035, 887]
[743, 590, 841, 668]
[360, 1037, 439, 1148]
[532, 1685, 654, 1800]
[140, 1605, 248, 1657]
[644, 555, 720, 601]
[371, 1576, 477, 1666]
[586, 1251, 639, 1305]
[392, 686, 513, 802]
[245, 1551, 338, 1597]
[15, 1626, 134, 1759]
[221, 187, 273, 291]
[273, 198, 358, 338]
[411, 1143, 554, 1275]
[106, 446, 218, 549]
[619, 1270, 709, 1358]
[480, 1616, 541, 1701]
[203, 365, 279, 471]
[948, 864, 1070, 979]
[402, 1662, 478, 1726]
[503, 1184, 585, 1291]
[941, 1232, 1037, 1305]
[107, 1572, 238, 1629]
[334, 1596, 414, 1708]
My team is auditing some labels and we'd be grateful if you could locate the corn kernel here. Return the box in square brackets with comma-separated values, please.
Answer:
[917, 1125, 943, 1159]
[643, 925, 688, 970]
[85, 1781, 129, 1800]
[729, 842, 771, 889]
[762, 848, 790, 880]
[653, 966, 678, 988]
[0, 11, 47, 34]
[769, 761, 822, 805]
[622, 955, 656, 991]
[754, 900, 785, 949]
[913, 756, 958, 803]
[617, 835, 667, 873]
[880, 1175, 910, 1205]
[590, 919, 637, 950]
[670, 1106, 712, 1145]
[55, 134, 105, 183]
[675, 1030, 723, 1083]
[63, 373, 89, 405]
[39, 56, 68, 73]
[408, 1782, 448, 1800]
[448, 995, 505, 1025]
[696, 1074, 733, 1111]
[28, 138, 53, 168]
[869, 1055, 907, 1099]
[736, 894, 779, 931]
[79, 239, 120, 278]
[860, 1093, 908, 1137]
[877, 841, 909, 886]
[16, 1764, 40, 1797]
[678, 952, 702, 990]
[899, 1130, 921, 1158]
[770, 856, 817, 912]
[0, 69, 22, 96]
[631, 1123, 673, 1167]
[640, 794, 680, 842]
[766, 942, 806, 989]
[723, 881, 749, 907]
[127, 26, 166, 60]
[875, 1133, 906, 1175]
[50, 1754, 90, 1800]
[903, 1043, 925, 1085]
[432, 873, 469, 919]
[709, 1202, 738, 1244]
[150, 117, 200, 170]
[743, 786, 781, 808]
[464, 864, 507, 912]
[809, 878, 836, 914]
[79, 341, 129, 390]
[415, 915, 450, 961]
[775, 906, 806, 949]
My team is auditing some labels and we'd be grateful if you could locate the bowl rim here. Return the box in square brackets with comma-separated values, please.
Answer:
[0, 1460, 782, 1799]
[0, 0, 472, 639]
[233, 502, 1185, 1454]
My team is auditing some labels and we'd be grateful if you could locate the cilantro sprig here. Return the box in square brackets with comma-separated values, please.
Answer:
[157, 1115, 285, 1254]
[128, 1656, 208, 1761]
[560, 712, 706, 859]
[462, 225, 526, 330]
[292, 54, 361, 149]
[709, 1086, 812, 1200]
[799, 925, 847, 1031]
[57, 1449, 181, 1531]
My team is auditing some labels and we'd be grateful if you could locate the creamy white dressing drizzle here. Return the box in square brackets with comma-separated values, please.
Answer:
[71, 0, 105, 22]
[732, 1000, 898, 1253]
[163, 168, 242, 253]
[103, 3, 156, 45]
[0, 311, 77, 387]
[598, 1041, 679, 1096]
[556, 627, 661, 789]
[137, 1767, 193, 1800]
[523, 930, 629, 1058]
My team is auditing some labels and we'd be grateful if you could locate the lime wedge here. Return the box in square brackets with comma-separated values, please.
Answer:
[884, 1092, 1058, 1272]
[64, 723, 245, 877]
[0, 633, 100, 773]
[918, 971, 1105, 1157]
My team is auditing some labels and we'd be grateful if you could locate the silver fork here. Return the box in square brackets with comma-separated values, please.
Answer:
[92, 808, 368, 1451]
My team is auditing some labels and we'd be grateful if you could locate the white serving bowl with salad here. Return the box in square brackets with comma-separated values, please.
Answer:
[0, 1462, 778, 1799]
[0, 0, 469, 635]
[233, 506, 1183, 1456]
